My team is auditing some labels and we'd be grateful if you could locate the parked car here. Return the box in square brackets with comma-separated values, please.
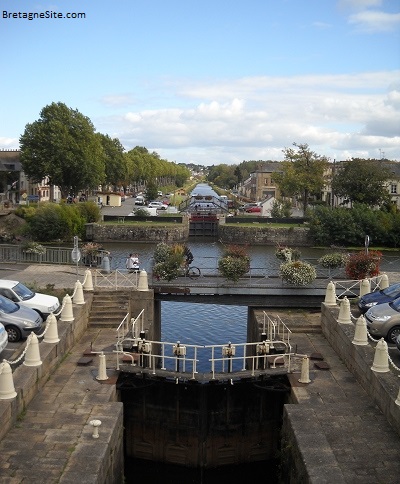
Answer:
[0, 322, 8, 353]
[148, 201, 168, 210]
[0, 280, 60, 319]
[396, 333, 400, 353]
[245, 206, 262, 213]
[134, 196, 145, 206]
[358, 282, 400, 314]
[0, 295, 43, 342]
[365, 297, 400, 343]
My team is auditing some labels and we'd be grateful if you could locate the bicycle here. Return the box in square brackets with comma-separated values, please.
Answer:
[181, 263, 201, 279]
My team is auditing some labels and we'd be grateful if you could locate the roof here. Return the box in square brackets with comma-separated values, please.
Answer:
[0, 280, 18, 288]
[0, 150, 22, 172]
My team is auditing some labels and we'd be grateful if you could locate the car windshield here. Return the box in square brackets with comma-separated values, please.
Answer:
[13, 283, 35, 301]
[383, 283, 400, 297]
[389, 297, 400, 312]
[0, 296, 19, 314]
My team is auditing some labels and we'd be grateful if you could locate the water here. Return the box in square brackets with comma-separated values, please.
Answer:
[101, 241, 400, 368]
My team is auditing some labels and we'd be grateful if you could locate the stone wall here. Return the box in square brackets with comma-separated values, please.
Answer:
[218, 225, 312, 246]
[320, 303, 400, 436]
[88, 223, 189, 243]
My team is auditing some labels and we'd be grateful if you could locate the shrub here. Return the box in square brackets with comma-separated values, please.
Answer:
[280, 261, 317, 286]
[152, 243, 188, 281]
[275, 245, 301, 262]
[218, 244, 250, 282]
[23, 241, 46, 255]
[345, 250, 382, 280]
[318, 252, 349, 269]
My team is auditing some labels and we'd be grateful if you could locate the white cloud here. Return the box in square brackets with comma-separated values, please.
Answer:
[348, 10, 400, 32]
[95, 71, 400, 165]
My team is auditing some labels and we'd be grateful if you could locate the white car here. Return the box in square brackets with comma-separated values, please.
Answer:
[148, 201, 166, 209]
[0, 280, 60, 319]
[0, 322, 8, 353]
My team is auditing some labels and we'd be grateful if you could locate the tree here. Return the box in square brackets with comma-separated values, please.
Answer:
[331, 158, 392, 207]
[272, 143, 330, 215]
[96, 133, 125, 190]
[20, 102, 105, 198]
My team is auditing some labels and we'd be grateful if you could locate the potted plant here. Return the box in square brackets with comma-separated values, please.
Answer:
[218, 245, 250, 283]
[152, 243, 187, 281]
[345, 250, 382, 280]
[275, 245, 301, 263]
[279, 260, 316, 286]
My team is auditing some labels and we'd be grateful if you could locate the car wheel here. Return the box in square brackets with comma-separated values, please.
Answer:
[6, 325, 22, 343]
[387, 326, 400, 344]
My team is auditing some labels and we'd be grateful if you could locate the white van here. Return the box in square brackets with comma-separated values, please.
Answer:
[134, 196, 145, 206]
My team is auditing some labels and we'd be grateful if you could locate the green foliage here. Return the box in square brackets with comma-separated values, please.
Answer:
[218, 245, 250, 282]
[75, 201, 101, 223]
[271, 199, 292, 218]
[96, 133, 125, 188]
[280, 261, 316, 286]
[23, 241, 46, 255]
[308, 205, 400, 247]
[152, 243, 187, 281]
[332, 158, 392, 206]
[272, 143, 330, 215]
[345, 251, 382, 280]
[145, 179, 159, 201]
[23, 202, 95, 242]
[20, 102, 106, 197]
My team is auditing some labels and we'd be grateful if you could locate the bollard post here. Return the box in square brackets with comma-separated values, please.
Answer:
[73, 281, 85, 305]
[371, 338, 390, 373]
[138, 270, 149, 291]
[102, 255, 111, 274]
[380, 273, 389, 290]
[352, 315, 369, 346]
[324, 281, 337, 306]
[0, 361, 17, 399]
[60, 294, 74, 322]
[395, 387, 400, 406]
[89, 419, 102, 438]
[298, 356, 311, 384]
[337, 297, 352, 324]
[23, 333, 42, 367]
[359, 278, 371, 297]
[83, 269, 94, 291]
[96, 352, 109, 381]
[43, 313, 60, 344]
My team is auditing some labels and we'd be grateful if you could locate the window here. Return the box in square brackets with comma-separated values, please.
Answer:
[391, 184, 398, 194]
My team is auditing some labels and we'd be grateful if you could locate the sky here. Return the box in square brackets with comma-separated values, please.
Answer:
[0, 0, 399, 166]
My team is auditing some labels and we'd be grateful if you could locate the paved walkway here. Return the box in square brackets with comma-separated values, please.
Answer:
[0, 264, 399, 482]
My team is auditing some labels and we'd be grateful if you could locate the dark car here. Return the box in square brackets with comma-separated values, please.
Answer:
[358, 282, 400, 314]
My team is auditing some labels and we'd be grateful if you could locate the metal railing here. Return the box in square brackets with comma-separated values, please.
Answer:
[113, 311, 295, 379]
[0, 244, 109, 266]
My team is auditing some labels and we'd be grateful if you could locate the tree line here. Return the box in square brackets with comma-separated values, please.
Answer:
[19, 102, 191, 198]
[207, 143, 398, 215]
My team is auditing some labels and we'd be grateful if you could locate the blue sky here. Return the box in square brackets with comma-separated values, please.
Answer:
[1, 0, 399, 165]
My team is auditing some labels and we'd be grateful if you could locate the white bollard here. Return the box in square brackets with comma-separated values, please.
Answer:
[60, 294, 74, 322]
[352, 315, 369, 346]
[89, 419, 102, 438]
[96, 352, 108, 381]
[395, 387, 400, 406]
[337, 297, 352, 324]
[137, 270, 149, 291]
[73, 281, 85, 305]
[359, 278, 371, 297]
[371, 338, 390, 373]
[298, 357, 311, 384]
[0, 361, 17, 399]
[43, 313, 60, 344]
[102, 255, 111, 274]
[380, 273, 389, 290]
[83, 269, 94, 291]
[23, 333, 42, 367]
[324, 281, 337, 306]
